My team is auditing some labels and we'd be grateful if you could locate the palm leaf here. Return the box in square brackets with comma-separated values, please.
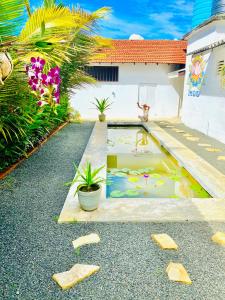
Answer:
[0, 0, 25, 42]
[91, 165, 105, 179]
[17, 6, 109, 66]
[19, 6, 82, 42]
[43, 0, 56, 8]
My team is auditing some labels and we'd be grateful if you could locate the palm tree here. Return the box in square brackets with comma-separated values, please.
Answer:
[0, 0, 110, 156]
[1, 0, 110, 74]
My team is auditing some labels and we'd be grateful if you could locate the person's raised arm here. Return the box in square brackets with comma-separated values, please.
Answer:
[137, 101, 142, 109]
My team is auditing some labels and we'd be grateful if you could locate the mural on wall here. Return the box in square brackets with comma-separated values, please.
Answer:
[187, 54, 209, 97]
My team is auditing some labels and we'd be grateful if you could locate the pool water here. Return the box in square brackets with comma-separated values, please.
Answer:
[107, 126, 211, 199]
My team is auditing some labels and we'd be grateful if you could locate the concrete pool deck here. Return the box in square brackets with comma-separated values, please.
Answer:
[155, 119, 225, 175]
[58, 121, 225, 223]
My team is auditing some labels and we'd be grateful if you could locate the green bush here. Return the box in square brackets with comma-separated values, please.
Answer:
[0, 1, 110, 173]
[0, 94, 69, 172]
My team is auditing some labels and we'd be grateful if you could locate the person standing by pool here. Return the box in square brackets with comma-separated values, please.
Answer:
[137, 101, 150, 122]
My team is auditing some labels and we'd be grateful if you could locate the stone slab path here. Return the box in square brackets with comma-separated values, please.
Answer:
[155, 120, 225, 176]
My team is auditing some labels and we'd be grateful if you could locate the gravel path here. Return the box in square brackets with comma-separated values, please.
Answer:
[1, 122, 225, 300]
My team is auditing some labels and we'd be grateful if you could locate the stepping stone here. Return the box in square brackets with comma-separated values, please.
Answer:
[205, 148, 222, 153]
[151, 234, 178, 250]
[186, 137, 199, 141]
[166, 262, 192, 285]
[198, 143, 211, 147]
[217, 156, 225, 161]
[183, 133, 192, 137]
[172, 128, 184, 133]
[212, 232, 225, 246]
[52, 264, 100, 290]
[176, 130, 184, 133]
[72, 233, 100, 249]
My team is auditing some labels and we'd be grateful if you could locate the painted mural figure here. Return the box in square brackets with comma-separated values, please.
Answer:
[137, 101, 150, 122]
[187, 55, 207, 97]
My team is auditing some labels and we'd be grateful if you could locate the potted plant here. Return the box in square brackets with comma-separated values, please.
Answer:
[92, 97, 113, 122]
[67, 162, 105, 211]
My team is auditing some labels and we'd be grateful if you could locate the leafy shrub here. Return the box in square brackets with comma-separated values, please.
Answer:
[0, 1, 110, 173]
[0, 94, 69, 172]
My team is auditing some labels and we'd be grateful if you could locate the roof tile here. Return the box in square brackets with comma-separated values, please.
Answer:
[93, 40, 187, 64]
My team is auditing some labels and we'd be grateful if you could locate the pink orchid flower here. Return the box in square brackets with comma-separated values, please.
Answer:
[31, 57, 45, 70]
[26, 57, 61, 106]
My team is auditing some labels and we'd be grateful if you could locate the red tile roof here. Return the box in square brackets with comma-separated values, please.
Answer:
[93, 40, 187, 64]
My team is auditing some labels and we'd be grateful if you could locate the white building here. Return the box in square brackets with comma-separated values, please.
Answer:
[71, 40, 186, 120]
[181, 14, 225, 143]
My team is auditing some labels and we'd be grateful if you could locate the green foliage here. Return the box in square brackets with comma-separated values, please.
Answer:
[92, 97, 113, 114]
[0, 94, 69, 171]
[125, 190, 139, 196]
[66, 161, 105, 194]
[52, 215, 59, 222]
[0, 0, 25, 41]
[60, 33, 100, 94]
[110, 190, 125, 197]
[43, 0, 56, 8]
[0, 1, 110, 173]
[221, 65, 225, 88]
[75, 247, 80, 256]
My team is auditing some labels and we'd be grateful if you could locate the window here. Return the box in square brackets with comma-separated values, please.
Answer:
[85, 66, 119, 82]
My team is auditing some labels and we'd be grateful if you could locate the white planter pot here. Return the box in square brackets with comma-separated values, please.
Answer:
[78, 186, 101, 211]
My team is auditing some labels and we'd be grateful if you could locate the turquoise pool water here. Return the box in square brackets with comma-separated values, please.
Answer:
[106, 126, 211, 199]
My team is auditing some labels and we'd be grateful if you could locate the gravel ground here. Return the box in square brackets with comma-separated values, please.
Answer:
[1, 122, 225, 300]
[155, 121, 225, 175]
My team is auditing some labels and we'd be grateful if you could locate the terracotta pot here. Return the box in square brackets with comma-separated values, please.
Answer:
[0, 52, 13, 85]
[98, 113, 106, 122]
[78, 185, 101, 211]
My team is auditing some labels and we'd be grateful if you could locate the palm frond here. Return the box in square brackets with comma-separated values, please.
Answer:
[19, 6, 80, 42]
[72, 6, 111, 30]
[43, 0, 56, 8]
[0, 66, 33, 143]
[17, 5, 106, 66]
[0, 0, 25, 42]
[24, 0, 32, 17]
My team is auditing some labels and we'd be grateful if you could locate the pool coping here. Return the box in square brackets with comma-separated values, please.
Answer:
[58, 121, 225, 223]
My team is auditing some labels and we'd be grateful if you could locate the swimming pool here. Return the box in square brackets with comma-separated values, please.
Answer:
[107, 126, 211, 199]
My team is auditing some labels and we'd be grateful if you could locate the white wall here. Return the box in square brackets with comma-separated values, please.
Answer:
[188, 21, 225, 53]
[181, 20, 225, 144]
[70, 63, 182, 120]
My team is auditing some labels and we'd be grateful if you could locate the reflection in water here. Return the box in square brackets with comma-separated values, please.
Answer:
[107, 127, 211, 199]
[136, 128, 149, 150]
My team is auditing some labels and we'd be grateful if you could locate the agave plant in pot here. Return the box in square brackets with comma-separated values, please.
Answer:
[92, 97, 113, 122]
[67, 162, 105, 211]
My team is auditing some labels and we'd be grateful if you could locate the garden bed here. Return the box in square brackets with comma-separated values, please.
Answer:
[0, 121, 68, 179]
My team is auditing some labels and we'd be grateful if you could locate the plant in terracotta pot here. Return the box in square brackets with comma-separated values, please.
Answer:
[67, 162, 105, 211]
[92, 97, 113, 122]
